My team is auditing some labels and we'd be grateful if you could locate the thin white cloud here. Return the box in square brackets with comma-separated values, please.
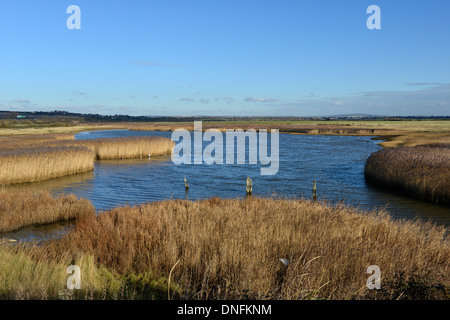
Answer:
[244, 96, 278, 103]
[9, 99, 30, 104]
[406, 82, 442, 86]
[214, 97, 234, 104]
[180, 98, 195, 103]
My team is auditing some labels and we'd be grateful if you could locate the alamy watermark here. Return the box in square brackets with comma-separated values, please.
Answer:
[367, 5, 381, 30]
[366, 265, 381, 290]
[66, 5, 81, 30]
[65, 5, 380, 31]
[171, 121, 279, 176]
[66, 265, 81, 290]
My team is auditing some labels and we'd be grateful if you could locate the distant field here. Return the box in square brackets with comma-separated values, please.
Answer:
[1, 119, 449, 148]
[201, 120, 450, 132]
[0, 125, 109, 136]
[105, 119, 450, 147]
[1, 118, 449, 135]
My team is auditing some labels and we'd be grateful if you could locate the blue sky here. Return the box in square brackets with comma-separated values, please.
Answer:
[0, 1, 449, 116]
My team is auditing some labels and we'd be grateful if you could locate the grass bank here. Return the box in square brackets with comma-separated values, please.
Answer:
[7, 197, 440, 300]
[365, 144, 450, 205]
[0, 244, 129, 300]
[0, 125, 109, 136]
[0, 133, 75, 148]
[0, 190, 94, 233]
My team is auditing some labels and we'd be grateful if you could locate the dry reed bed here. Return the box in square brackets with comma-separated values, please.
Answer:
[35, 136, 175, 160]
[38, 198, 449, 300]
[0, 190, 94, 233]
[0, 146, 96, 185]
[75, 136, 175, 160]
[0, 135, 174, 185]
[365, 144, 450, 205]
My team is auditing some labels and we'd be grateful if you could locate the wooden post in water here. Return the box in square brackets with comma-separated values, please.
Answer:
[184, 176, 189, 199]
[312, 180, 317, 202]
[246, 177, 252, 196]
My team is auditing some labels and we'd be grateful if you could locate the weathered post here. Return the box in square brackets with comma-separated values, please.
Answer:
[184, 177, 189, 199]
[246, 177, 252, 196]
[313, 180, 317, 202]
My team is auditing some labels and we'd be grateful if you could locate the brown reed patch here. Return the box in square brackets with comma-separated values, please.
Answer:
[0, 190, 95, 233]
[41, 197, 449, 300]
[365, 144, 450, 205]
[29, 136, 175, 160]
[0, 146, 96, 185]
[0, 134, 174, 185]
[76, 136, 175, 160]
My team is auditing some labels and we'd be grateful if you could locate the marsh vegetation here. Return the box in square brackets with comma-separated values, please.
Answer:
[365, 144, 450, 205]
[0, 134, 174, 185]
[0, 190, 94, 233]
[1, 198, 448, 300]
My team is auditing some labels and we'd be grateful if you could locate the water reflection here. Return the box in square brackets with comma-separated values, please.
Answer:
[1, 220, 74, 243]
[7, 171, 95, 194]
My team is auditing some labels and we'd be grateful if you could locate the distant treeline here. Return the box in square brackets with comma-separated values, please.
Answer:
[1, 110, 449, 123]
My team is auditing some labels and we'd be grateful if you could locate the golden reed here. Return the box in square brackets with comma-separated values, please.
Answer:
[76, 136, 176, 160]
[0, 134, 174, 185]
[365, 144, 450, 205]
[0, 146, 95, 185]
[0, 190, 94, 233]
[42, 197, 448, 300]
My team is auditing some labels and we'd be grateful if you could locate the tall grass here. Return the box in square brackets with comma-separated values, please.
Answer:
[0, 146, 96, 185]
[0, 244, 129, 300]
[0, 135, 174, 185]
[39, 197, 448, 300]
[76, 136, 175, 160]
[0, 190, 95, 233]
[34, 136, 175, 159]
[365, 144, 450, 205]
